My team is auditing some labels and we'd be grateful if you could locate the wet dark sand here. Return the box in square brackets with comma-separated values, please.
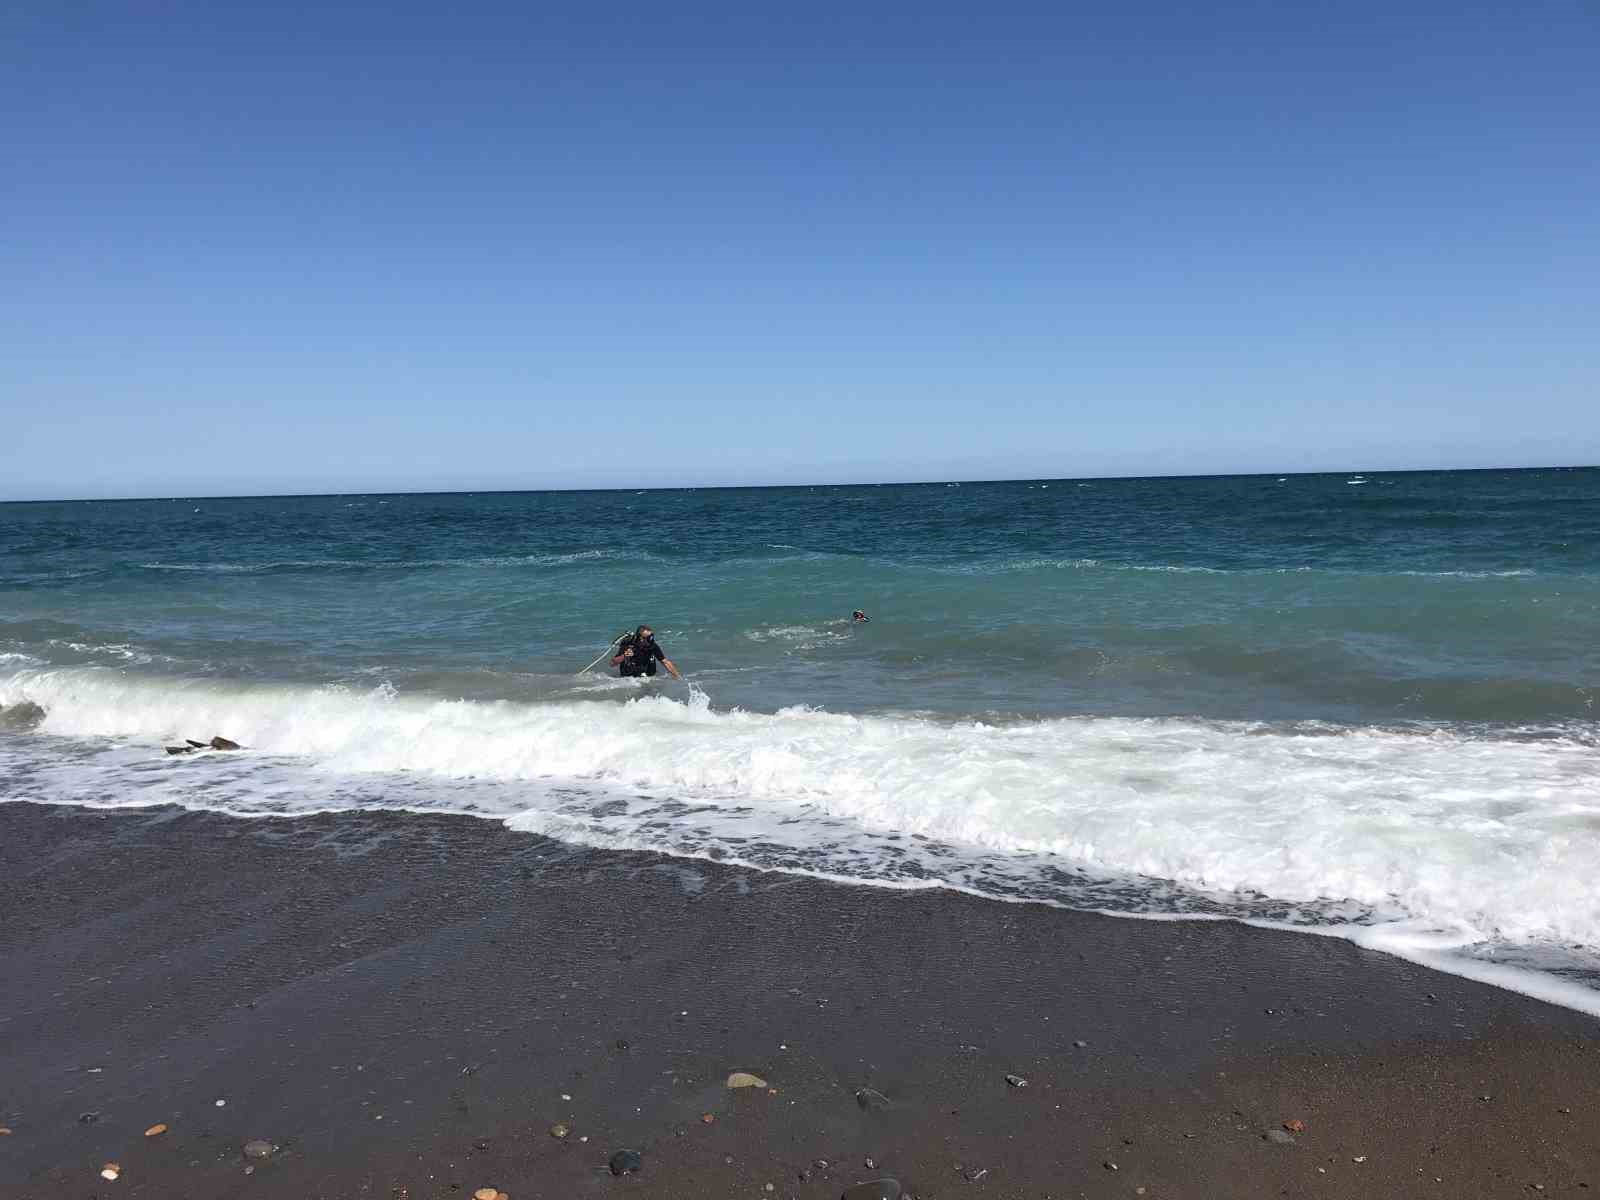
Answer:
[1, 800, 1597, 1199]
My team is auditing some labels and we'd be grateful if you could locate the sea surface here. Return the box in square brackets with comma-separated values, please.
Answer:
[3, 470, 1599, 1009]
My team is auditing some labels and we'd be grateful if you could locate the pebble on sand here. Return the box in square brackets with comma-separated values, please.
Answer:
[701, 1113, 715, 1124]
[1004, 1073, 1028, 1087]
[855, 1087, 892, 1111]
[100, 1162, 121, 1181]
[549, 1123, 571, 1140]
[144, 1124, 168, 1137]
[0, 1127, 11, 1136]
[473, 1189, 499, 1200]
[242, 1140, 275, 1160]
[727, 1072, 768, 1088]
[1283, 1119, 1306, 1133]
[609, 1148, 643, 1176]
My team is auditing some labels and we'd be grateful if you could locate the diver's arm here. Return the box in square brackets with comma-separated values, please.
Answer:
[661, 657, 682, 680]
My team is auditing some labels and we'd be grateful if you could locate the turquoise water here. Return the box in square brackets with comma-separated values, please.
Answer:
[3, 468, 1599, 1008]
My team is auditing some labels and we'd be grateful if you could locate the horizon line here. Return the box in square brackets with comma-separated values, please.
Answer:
[2, 461, 1595, 506]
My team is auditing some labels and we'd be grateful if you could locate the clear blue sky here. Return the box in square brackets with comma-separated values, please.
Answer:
[4, 1, 1597, 499]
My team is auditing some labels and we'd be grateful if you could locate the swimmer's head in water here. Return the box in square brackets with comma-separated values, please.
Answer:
[851, 610, 869, 622]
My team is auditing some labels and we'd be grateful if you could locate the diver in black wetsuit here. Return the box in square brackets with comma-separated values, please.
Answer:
[611, 625, 682, 679]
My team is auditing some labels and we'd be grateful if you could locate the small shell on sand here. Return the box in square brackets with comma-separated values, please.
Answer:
[727, 1072, 768, 1088]
[101, 1162, 122, 1181]
[144, 1124, 168, 1137]
[473, 1189, 499, 1200]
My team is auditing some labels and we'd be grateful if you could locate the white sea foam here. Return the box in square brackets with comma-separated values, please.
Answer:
[137, 549, 623, 573]
[744, 622, 851, 649]
[4, 664, 1600, 1009]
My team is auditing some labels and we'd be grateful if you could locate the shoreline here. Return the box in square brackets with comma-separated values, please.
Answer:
[2, 800, 1596, 1198]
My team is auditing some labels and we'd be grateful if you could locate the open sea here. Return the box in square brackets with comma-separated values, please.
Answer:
[3, 469, 1599, 1010]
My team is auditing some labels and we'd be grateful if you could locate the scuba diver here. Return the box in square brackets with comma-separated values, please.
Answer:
[611, 625, 682, 680]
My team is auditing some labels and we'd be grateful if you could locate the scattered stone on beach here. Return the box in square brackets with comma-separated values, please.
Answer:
[728, 1072, 768, 1089]
[214, 1099, 226, 1107]
[1263, 1129, 1295, 1145]
[608, 1149, 642, 1176]
[856, 1087, 892, 1111]
[701, 1113, 715, 1124]
[1284, 1119, 1306, 1133]
[144, 1124, 168, 1137]
[840, 1179, 901, 1200]
[474, 1190, 499, 1200]
[1073, 1040, 1088, 1048]
[211, 736, 241, 750]
[243, 1140, 275, 1160]
[78, 1111, 99, 1124]
[1104, 1160, 1119, 1171]
[814, 1159, 830, 1170]
[1004, 1073, 1028, 1087]
[864, 1158, 875, 1169]
[101, 1162, 122, 1181]
[549, 1123, 570, 1140]
[962, 1166, 990, 1182]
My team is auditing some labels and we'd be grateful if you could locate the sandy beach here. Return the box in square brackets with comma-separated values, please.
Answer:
[1, 800, 1596, 1199]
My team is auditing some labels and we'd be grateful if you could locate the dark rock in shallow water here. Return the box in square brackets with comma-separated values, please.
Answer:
[186, 739, 208, 749]
[841, 1180, 900, 1200]
[166, 745, 195, 755]
[0, 701, 46, 730]
[856, 1087, 892, 1111]
[210, 736, 241, 751]
[609, 1148, 642, 1176]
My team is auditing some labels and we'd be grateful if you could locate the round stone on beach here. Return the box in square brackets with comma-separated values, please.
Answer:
[840, 1179, 901, 1200]
[609, 1148, 642, 1176]
[727, 1071, 768, 1088]
[474, 1190, 499, 1200]
[101, 1162, 121, 1181]
[549, 1122, 571, 1139]
[243, 1139, 275, 1160]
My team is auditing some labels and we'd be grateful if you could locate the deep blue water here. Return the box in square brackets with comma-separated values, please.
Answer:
[3, 468, 1598, 724]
